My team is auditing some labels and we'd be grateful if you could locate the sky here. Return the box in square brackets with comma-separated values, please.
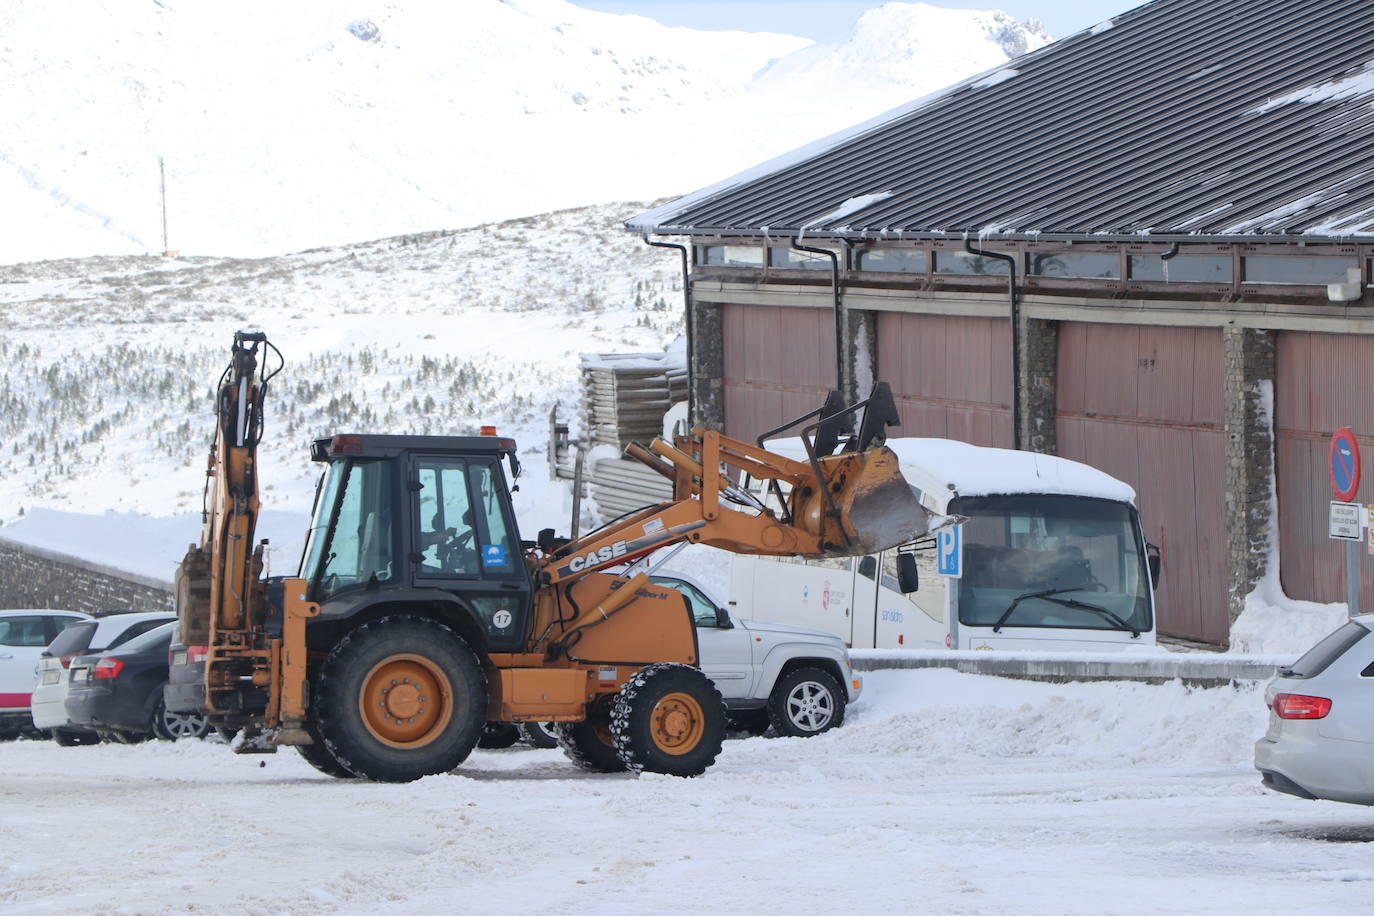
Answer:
[572, 0, 1144, 42]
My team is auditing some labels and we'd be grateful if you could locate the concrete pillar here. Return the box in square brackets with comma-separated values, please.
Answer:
[1019, 317, 1059, 455]
[1224, 326, 1276, 634]
[690, 299, 725, 431]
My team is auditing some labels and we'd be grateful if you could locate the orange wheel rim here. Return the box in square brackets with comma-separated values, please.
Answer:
[358, 654, 453, 749]
[650, 691, 705, 756]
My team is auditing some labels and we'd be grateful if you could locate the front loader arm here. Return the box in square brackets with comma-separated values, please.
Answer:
[536, 383, 932, 588]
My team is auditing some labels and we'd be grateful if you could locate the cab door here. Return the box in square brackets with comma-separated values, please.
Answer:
[410, 454, 532, 651]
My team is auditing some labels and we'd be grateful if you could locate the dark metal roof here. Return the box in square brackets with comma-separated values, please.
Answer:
[630, 0, 1374, 242]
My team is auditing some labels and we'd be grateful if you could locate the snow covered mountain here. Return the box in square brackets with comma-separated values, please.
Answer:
[1, 0, 1048, 263]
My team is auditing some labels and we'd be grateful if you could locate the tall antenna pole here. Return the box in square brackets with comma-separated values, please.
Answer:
[159, 156, 169, 255]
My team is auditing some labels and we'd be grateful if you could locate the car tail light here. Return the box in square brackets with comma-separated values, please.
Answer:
[93, 658, 124, 680]
[1273, 693, 1332, 719]
[188, 646, 208, 663]
[59, 654, 79, 669]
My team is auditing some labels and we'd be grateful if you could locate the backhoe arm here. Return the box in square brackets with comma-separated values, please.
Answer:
[174, 332, 315, 744]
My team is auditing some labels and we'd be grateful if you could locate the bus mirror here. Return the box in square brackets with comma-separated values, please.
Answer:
[1146, 543, 1161, 589]
[897, 553, 919, 594]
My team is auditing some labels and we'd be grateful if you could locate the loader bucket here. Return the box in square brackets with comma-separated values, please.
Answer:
[798, 444, 931, 556]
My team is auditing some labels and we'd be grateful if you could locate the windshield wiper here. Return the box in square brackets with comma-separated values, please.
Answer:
[992, 587, 1140, 638]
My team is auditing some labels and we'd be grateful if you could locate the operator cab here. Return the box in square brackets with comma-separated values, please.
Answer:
[299, 434, 531, 650]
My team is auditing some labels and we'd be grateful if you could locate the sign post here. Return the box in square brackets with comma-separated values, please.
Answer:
[1329, 428, 1363, 617]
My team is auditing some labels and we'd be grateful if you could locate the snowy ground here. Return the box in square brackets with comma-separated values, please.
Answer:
[5, 669, 1373, 914]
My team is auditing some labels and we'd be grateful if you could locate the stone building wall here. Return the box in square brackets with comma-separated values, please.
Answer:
[0, 538, 173, 614]
[1223, 327, 1276, 628]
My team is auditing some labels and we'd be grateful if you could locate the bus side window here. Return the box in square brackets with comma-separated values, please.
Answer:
[857, 556, 877, 580]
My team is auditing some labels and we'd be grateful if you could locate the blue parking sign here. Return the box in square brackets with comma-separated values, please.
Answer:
[936, 525, 962, 578]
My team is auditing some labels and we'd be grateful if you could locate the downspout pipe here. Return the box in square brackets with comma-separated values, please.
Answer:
[792, 238, 847, 400]
[963, 238, 1022, 450]
[642, 234, 694, 424]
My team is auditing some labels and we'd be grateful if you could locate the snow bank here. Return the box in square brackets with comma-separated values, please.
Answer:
[829, 669, 1268, 768]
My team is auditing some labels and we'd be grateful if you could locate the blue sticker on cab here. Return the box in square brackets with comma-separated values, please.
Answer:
[482, 544, 507, 566]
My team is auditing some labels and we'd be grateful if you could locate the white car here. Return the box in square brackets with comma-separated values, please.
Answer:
[1255, 614, 1374, 805]
[0, 609, 91, 738]
[31, 611, 177, 745]
[652, 574, 862, 737]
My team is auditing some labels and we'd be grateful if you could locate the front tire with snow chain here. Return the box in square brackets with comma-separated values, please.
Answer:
[556, 702, 626, 772]
[313, 616, 487, 783]
[767, 666, 845, 738]
[611, 663, 725, 777]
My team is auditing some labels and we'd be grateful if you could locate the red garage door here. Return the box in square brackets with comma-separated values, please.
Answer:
[1057, 324, 1227, 644]
[876, 312, 1013, 447]
[721, 304, 837, 441]
[1275, 331, 1374, 609]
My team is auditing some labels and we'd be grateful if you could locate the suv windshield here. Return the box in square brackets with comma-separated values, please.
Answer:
[956, 494, 1152, 634]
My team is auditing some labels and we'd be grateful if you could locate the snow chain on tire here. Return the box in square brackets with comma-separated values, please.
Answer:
[610, 663, 726, 777]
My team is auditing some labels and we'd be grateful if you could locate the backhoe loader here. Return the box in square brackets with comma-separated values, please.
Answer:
[169, 331, 932, 782]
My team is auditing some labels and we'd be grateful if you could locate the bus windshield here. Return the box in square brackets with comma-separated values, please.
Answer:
[955, 495, 1151, 634]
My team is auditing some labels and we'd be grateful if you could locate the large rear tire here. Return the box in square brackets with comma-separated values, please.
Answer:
[313, 616, 486, 783]
[556, 702, 626, 773]
[611, 663, 725, 777]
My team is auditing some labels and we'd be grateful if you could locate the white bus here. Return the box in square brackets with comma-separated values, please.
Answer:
[728, 438, 1159, 651]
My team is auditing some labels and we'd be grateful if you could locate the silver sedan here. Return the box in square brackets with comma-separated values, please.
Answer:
[1255, 614, 1374, 805]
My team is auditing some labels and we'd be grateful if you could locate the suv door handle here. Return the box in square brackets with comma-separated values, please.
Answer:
[0, 652, 13, 659]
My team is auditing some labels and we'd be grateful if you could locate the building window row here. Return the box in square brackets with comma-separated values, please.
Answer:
[694, 243, 1370, 292]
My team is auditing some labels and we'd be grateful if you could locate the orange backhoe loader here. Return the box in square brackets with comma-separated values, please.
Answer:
[168, 331, 932, 782]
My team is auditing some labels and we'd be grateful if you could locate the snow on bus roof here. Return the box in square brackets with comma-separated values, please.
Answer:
[765, 437, 1135, 507]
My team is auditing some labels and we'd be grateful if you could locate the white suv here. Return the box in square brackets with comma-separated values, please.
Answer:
[0, 609, 91, 738]
[652, 574, 861, 737]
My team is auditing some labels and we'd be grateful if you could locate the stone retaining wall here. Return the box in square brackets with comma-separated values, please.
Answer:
[0, 538, 173, 614]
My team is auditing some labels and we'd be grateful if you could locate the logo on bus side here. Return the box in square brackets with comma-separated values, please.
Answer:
[567, 539, 629, 572]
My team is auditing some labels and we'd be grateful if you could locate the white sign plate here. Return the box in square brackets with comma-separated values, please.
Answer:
[1330, 501, 1363, 540]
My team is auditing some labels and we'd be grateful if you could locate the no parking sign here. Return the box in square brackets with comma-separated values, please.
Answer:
[1330, 427, 1361, 502]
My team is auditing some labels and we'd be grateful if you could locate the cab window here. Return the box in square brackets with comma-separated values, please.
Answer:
[414, 459, 479, 578]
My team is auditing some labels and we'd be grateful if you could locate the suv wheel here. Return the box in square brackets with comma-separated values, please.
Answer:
[153, 697, 212, 741]
[767, 666, 845, 737]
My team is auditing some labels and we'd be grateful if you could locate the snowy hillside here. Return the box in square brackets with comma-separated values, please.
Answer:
[1, 0, 1047, 263]
[0, 200, 681, 547]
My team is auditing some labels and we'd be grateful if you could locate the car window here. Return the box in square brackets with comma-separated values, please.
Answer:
[0, 615, 50, 647]
[1285, 620, 1369, 679]
[653, 578, 721, 628]
[50, 616, 84, 638]
[44, 621, 97, 656]
[106, 618, 174, 649]
[113, 622, 176, 654]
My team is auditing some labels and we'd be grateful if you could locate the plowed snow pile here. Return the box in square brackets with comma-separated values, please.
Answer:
[5, 669, 1373, 915]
